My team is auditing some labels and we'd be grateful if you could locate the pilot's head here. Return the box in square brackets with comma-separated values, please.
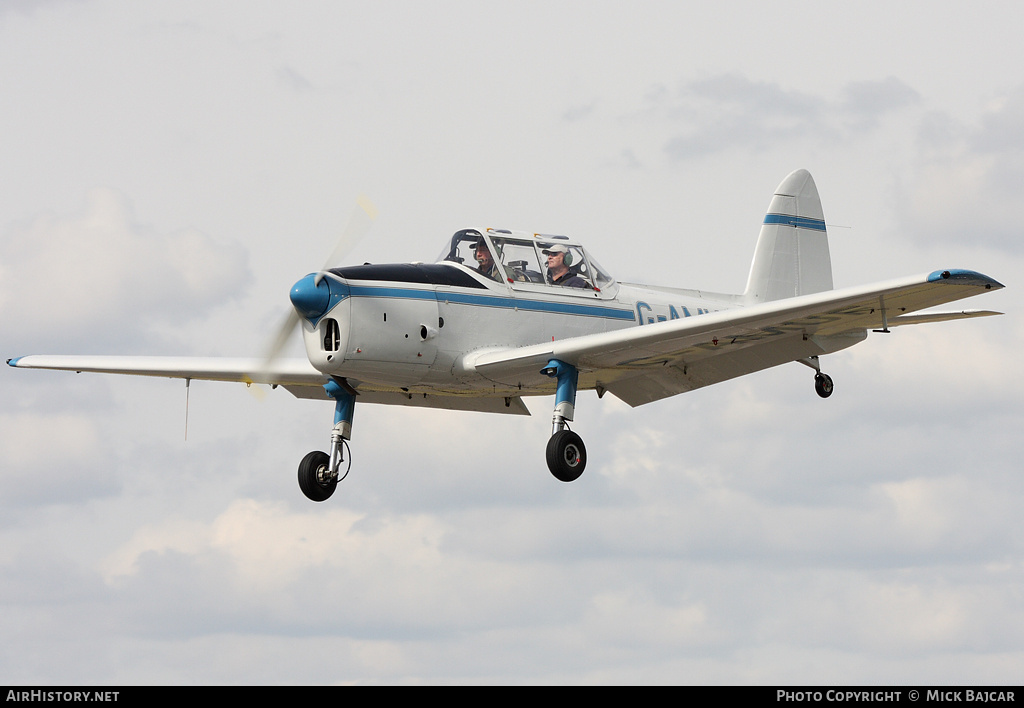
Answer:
[543, 244, 570, 271]
[473, 239, 493, 269]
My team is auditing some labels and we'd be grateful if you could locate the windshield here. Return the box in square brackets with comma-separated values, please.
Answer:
[437, 228, 616, 291]
[437, 228, 502, 281]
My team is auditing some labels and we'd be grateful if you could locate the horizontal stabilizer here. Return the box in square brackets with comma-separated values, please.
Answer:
[887, 309, 1003, 326]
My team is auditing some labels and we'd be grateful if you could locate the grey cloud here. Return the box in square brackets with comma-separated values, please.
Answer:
[658, 74, 918, 160]
[278, 65, 315, 92]
[899, 84, 1024, 251]
[970, 88, 1024, 154]
[842, 76, 921, 116]
[661, 75, 827, 159]
[0, 0, 85, 19]
[562, 101, 598, 122]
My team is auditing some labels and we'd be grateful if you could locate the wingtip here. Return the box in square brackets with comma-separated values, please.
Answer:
[928, 269, 1005, 289]
[7, 357, 22, 367]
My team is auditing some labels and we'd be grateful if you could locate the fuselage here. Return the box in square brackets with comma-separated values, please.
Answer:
[293, 255, 742, 398]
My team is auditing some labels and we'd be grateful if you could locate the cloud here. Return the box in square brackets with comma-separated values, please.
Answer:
[0, 0, 83, 19]
[898, 84, 1024, 251]
[646, 74, 920, 161]
[841, 76, 921, 126]
[0, 409, 121, 507]
[0, 188, 250, 352]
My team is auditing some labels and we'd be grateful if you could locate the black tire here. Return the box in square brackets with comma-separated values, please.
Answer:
[546, 430, 587, 482]
[814, 373, 834, 399]
[297, 450, 336, 502]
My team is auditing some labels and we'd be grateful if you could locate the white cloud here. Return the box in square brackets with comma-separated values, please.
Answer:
[0, 188, 250, 352]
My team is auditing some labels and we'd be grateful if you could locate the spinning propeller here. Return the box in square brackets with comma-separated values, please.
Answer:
[249, 195, 378, 385]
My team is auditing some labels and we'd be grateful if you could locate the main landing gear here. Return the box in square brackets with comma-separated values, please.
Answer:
[814, 372, 834, 398]
[542, 359, 587, 482]
[297, 376, 355, 502]
[801, 356, 834, 399]
[297, 356, 834, 498]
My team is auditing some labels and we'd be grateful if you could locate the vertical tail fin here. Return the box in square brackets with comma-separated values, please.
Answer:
[743, 169, 833, 303]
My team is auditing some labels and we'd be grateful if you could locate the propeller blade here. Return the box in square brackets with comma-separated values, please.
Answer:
[250, 195, 378, 389]
[261, 309, 301, 373]
[315, 194, 378, 284]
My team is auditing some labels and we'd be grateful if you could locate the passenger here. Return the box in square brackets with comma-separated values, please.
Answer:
[543, 244, 587, 288]
[473, 239, 501, 281]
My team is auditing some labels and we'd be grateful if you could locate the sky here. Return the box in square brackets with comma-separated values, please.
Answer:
[1, 0, 1021, 685]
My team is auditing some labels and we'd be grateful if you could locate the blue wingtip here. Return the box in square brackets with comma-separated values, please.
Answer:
[7, 357, 23, 367]
[928, 269, 1004, 289]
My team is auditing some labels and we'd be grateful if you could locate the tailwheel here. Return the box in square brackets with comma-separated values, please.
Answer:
[814, 373, 834, 399]
[546, 429, 587, 482]
[297, 450, 337, 502]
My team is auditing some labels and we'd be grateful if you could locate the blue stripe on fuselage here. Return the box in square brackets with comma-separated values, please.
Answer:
[344, 284, 636, 320]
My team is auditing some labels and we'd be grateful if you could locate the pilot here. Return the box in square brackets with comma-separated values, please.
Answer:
[543, 244, 587, 288]
[473, 238, 500, 281]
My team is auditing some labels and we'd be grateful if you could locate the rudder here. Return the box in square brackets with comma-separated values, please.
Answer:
[743, 169, 833, 303]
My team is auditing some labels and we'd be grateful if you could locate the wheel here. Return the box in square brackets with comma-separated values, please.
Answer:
[546, 430, 587, 482]
[814, 373, 834, 399]
[297, 450, 337, 502]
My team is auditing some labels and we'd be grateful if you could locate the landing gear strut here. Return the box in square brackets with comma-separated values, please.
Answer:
[297, 376, 355, 502]
[542, 359, 586, 482]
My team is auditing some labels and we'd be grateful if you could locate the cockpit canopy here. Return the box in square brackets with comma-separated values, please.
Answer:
[437, 228, 616, 293]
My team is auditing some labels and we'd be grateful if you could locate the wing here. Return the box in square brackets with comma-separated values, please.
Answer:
[281, 384, 531, 415]
[6, 355, 534, 415]
[5, 355, 327, 388]
[460, 269, 1004, 406]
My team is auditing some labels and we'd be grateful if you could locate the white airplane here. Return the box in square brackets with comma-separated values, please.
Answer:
[8, 170, 1004, 501]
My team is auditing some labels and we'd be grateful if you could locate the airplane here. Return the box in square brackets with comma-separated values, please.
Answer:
[7, 169, 1005, 502]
